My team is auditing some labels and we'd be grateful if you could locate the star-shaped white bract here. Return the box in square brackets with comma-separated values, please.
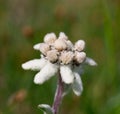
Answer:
[22, 32, 97, 96]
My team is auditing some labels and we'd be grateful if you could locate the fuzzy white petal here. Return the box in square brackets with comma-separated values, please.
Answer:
[34, 62, 58, 84]
[22, 58, 47, 71]
[72, 72, 83, 96]
[33, 43, 41, 50]
[60, 65, 74, 84]
[85, 57, 97, 66]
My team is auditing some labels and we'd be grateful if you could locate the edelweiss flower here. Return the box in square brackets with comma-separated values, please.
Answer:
[22, 32, 97, 96]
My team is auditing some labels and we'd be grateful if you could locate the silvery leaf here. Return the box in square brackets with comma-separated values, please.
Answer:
[38, 104, 53, 114]
[85, 57, 97, 66]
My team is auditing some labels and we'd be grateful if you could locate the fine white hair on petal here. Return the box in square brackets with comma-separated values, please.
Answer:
[33, 43, 41, 50]
[72, 72, 83, 96]
[58, 32, 68, 40]
[60, 65, 74, 84]
[85, 57, 97, 66]
[34, 62, 58, 84]
[21, 58, 47, 71]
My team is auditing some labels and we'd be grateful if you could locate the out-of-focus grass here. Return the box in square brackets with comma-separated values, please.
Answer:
[0, 0, 120, 114]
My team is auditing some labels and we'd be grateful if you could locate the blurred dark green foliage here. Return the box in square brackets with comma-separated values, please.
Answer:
[0, 0, 120, 114]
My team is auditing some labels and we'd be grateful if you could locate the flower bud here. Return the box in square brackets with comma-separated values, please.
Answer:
[74, 40, 85, 51]
[74, 51, 86, 64]
[39, 43, 50, 55]
[46, 50, 59, 62]
[44, 33, 57, 44]
[60, 51, 74, 64]
[54, 39, 67, 51]
[58, 32, 68, 40]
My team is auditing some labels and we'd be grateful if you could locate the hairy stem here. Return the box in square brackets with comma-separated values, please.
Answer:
[52, 70, 64, 114]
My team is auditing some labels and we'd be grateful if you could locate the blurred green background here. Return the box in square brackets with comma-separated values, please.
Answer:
[0, 0, 120, 114]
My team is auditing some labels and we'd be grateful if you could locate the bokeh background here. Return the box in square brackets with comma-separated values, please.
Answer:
[0, 0, 120, 114]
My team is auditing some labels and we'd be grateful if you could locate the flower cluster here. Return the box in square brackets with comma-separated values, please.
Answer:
[34, 32, 86, 65]
[22, 32, 97, 114]
[22, 32, 97, 96]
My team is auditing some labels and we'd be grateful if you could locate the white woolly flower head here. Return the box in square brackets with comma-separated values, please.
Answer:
[74, 40, 85, 51]
[58, 32, 68, 40]
[44, 33, 57, 44]
[59, 51, 74, 64]
[46, 50, 59, 63]
[74, 51, 86, 64]
[21, 32, 97, 114]
[22, 32, 97, 96]
[54, 39, 67, 51]
[39, 43, 50, 55]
